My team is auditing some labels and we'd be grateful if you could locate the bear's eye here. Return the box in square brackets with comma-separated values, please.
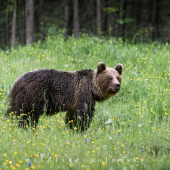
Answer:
[108, 77, 112, 81]
[117, 77, 120, 81]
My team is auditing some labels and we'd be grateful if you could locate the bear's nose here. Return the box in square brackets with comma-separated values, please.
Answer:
[115, 83, 120, 89]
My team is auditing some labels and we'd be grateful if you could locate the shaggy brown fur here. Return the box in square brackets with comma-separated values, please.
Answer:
[6, 62, 123, 130]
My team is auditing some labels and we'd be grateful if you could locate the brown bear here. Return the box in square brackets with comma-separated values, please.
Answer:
[6, 62, 123, 131]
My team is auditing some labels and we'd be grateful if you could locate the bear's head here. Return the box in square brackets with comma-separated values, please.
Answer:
[95, 62, 123, 100]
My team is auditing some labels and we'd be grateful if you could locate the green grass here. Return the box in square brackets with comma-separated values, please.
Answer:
[0, 33, 170, 170]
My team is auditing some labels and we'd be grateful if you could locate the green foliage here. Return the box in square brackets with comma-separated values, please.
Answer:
[103, 7, 119, 12]
[0, 35, 170, 169]
[117, 18, 135, 24]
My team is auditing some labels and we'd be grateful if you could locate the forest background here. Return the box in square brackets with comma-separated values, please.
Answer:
[0, 0, 170, 49]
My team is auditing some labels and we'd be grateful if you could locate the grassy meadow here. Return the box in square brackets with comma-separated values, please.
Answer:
[0, 34, 170, 170]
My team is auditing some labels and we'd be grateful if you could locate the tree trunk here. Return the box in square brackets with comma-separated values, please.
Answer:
[90, 0, 95, 35]
[155, 0, 160, 39]
[64, 4, 69, 38]
[11, 0, 17, 47]
[151, 0, 156, 41]
[18, 0, 25, 45]
[39, 0, 44, 42]
[73, 0, 79, 38]
[114, 11, 119, 38]
[67, 0, 73, 36]
[26, 0, 34, 44]
[103, 0, 109, 35]
[122, 0, 126, 41]
[97, 0, 102, 39]
[135, 0, 141, 32]
[6, 2, 9, 46]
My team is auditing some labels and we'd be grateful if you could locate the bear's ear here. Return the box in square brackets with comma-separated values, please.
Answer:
[97, 62, 106, 74]
[115, 63, 123, 75]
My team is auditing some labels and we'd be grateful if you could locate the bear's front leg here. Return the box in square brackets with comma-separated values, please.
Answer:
[75, 102, 95, 131]
[65, 105, 94, 131]
[65, 111, 76, 129]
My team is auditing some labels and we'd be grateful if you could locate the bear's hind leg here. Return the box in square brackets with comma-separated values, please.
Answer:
[30, 105, 44, 128]
[30, 112, 40, 128]
[65, 111, 77, 129]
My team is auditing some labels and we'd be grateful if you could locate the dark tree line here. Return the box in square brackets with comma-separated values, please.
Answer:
[0, 0, 170, 49]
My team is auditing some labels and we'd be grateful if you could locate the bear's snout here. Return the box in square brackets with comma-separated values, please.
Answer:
[115, 83, 121, 90]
